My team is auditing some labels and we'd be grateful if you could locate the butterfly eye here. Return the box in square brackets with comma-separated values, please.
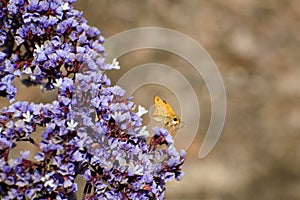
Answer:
[173, 117, 178, 121]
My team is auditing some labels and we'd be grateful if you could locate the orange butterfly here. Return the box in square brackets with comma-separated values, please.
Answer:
[153, 96, 181, 129]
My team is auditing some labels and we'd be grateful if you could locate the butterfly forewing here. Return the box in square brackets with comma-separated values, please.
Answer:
[153, 96, 181, 128]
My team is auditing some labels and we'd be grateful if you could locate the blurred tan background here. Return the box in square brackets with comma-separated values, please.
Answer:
[1, 0, 299, 199]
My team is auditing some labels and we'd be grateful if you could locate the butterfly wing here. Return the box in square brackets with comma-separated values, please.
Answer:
[164, 102, 181, 127]
[153, 96, 167, 122]
[164, 101, 177, 116]
[153, 96, 181, 127]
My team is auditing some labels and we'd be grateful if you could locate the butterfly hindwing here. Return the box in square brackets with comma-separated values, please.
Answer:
[153, 96, 167, 122]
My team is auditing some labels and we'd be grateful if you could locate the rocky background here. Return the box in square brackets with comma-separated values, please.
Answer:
[1, 1, 299, 199]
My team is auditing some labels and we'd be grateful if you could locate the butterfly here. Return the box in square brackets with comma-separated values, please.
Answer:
[153, 95, 181, 130]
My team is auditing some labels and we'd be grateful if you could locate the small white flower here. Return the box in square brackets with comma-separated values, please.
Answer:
[67, 119, 78, 131]
[23, 66, 32, 75]
[22, 111, 33, 123]
[136, 105, 148, 117]
[44, 179, 56, 189]
[61, 2, 70, 11]
[64, 179, 73, 188]
[53, 78, 63, 88]
[111, 58, 120, 70]
[34, 44, 44, 54]
[136, 126, 149, 137]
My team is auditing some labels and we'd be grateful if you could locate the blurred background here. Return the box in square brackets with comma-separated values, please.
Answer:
[1, 0, 299, 199]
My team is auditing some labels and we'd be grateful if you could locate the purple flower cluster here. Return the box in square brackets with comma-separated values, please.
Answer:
[0, 0, 105, 102]
[0, 0, 185, 199]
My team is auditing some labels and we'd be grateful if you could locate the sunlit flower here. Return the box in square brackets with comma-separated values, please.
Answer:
[22, 111, 33, 123]
[111, 58, 121, 70]
[67, 119, 78, 131]
[136, 105, 148, 117]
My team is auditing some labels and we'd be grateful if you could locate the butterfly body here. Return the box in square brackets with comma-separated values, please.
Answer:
[153, 96, 181, 129]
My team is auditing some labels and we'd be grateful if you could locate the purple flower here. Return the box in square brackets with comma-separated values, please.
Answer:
[0, 0, 185, 199]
